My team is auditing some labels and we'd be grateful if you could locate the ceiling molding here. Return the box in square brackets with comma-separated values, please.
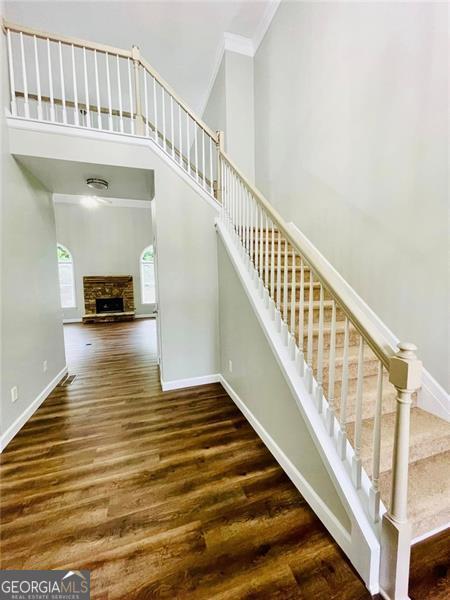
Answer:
[200, 0, 281, 118]
[252, 0, 281, 54]
[223, 32, 254, 56]
[53, 193, 151, 209]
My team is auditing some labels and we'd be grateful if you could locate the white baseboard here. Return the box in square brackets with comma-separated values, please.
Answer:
[219, 374, 352, 553]
[161, 373, 220, 391]
[417, 371, 450, 422]
[63, 318, 82, 323]
[135, 313, 156, 319]
[0, 365, 68, 452]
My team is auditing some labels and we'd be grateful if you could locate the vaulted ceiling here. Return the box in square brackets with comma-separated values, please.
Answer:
[4, 0, 275, 115]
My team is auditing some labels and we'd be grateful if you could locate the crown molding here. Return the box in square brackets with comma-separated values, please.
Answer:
[224, 32, 254, 56]
[53, 193, 151, 209]
[200, 0, 281, 118]
[253, 0, 281, 53]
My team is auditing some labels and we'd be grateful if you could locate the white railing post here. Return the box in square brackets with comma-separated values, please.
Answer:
[379, 342, 422, 600]
[6, 29, 17, 116]
[216, 131, 225, 203]
[132, 46, 144, 135]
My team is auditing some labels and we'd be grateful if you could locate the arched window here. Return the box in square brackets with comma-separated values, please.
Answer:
[57, 244, 76, 308]
[140, 245, 155, 304]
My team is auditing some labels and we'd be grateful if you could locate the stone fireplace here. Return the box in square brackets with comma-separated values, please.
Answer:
[82, 276, 135, 323]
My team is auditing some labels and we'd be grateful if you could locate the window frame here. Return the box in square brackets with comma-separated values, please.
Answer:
[57, 243, 76, 309]
[140, 245, 155, 305]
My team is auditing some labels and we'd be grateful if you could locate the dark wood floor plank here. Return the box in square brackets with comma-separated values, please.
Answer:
[0, 319, 445, 599]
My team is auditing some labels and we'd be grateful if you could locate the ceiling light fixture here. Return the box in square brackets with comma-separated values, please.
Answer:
[86, 177, 108, 191]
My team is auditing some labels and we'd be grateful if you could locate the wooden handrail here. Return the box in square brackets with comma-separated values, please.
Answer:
[219, 149, 395, 369]
[2, 19, 132, 58]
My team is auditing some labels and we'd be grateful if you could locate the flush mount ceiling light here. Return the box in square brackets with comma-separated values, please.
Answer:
[86, 177, 108, 191]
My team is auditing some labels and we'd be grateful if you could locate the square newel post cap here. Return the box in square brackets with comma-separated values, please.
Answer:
[132, 45, 140, 60]
[389, 342, 422, 391]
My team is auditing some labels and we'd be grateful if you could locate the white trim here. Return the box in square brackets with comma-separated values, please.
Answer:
[288, 222, 450, 423]
[161, 374, 220, 392]
[63, 318, 82, 323]
[54, 193, 152, 209]
[219, 374, 352, 552]
[418, 372, 450, 422]
[200, 0, 281, 118]
[135, 313, 156, 319]
[252, 0, 282, 54]
[224, 32, 254, 56]
[411, 521, 450, 546]
[0, 365, 68, 452]
[7, 116, 220, 213]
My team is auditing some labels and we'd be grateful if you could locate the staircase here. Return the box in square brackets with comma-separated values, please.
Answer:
[257, 232, 450, 540]
[2, 18, 449, 600]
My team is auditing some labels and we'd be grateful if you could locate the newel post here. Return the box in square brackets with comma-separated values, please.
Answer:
[216, 130, 225, 203]
[380, 342, 422, 600]
[132, 46, 144, 136]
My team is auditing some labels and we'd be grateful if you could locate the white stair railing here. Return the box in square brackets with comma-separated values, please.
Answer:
[3, 19, 218, 197]
[218, 151, 422, 600]
[3, 19, 422, 599]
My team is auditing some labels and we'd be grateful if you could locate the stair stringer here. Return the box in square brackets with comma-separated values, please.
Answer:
[216, 218, 382, 594]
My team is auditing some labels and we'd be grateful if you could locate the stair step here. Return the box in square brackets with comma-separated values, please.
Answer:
[330, 383, 397, 424]
[348, 408, 450, 477]
[293, 320, 360, 349]
[282, 300, 345, 322]
[273, 281, 331, 302]
[379, 448, 450, 538]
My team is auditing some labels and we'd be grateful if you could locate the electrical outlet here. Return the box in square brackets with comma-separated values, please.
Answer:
[228, 360, 233, 373]
[43, 360, 48, 373]
[11, 386, 18, 403]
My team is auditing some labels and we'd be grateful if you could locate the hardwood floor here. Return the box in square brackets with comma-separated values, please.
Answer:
[0, 320, 448, 599]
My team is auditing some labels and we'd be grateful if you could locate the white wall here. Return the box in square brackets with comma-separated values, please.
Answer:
[254, 1, 449, 391]
[203, 57, 227, 140]
[203, 50, 255, 182]
[1, 6, 66, 447]
[54, 201, 153, 320]
[217, 234, 350, 530]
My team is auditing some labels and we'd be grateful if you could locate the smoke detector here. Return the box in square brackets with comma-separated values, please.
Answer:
[86, 177, 108, 191]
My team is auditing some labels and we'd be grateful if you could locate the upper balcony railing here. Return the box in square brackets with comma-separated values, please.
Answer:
[3, 19, 218, 196]
[3, 19, 422, 598]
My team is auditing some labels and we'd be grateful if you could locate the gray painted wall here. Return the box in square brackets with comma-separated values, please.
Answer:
[1, 19, 66, 440]
[217, 235, 350, 530]
[203, 57, 227, 141]
[154, 168, 220, 385]
[54, 201, 153, 320]
[254, 1, 448, 390]
[203, 50, 255, 182]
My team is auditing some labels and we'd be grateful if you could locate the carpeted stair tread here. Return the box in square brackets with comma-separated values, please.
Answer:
[379, 449, 450, 538]
[348, 408, 450, 477]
